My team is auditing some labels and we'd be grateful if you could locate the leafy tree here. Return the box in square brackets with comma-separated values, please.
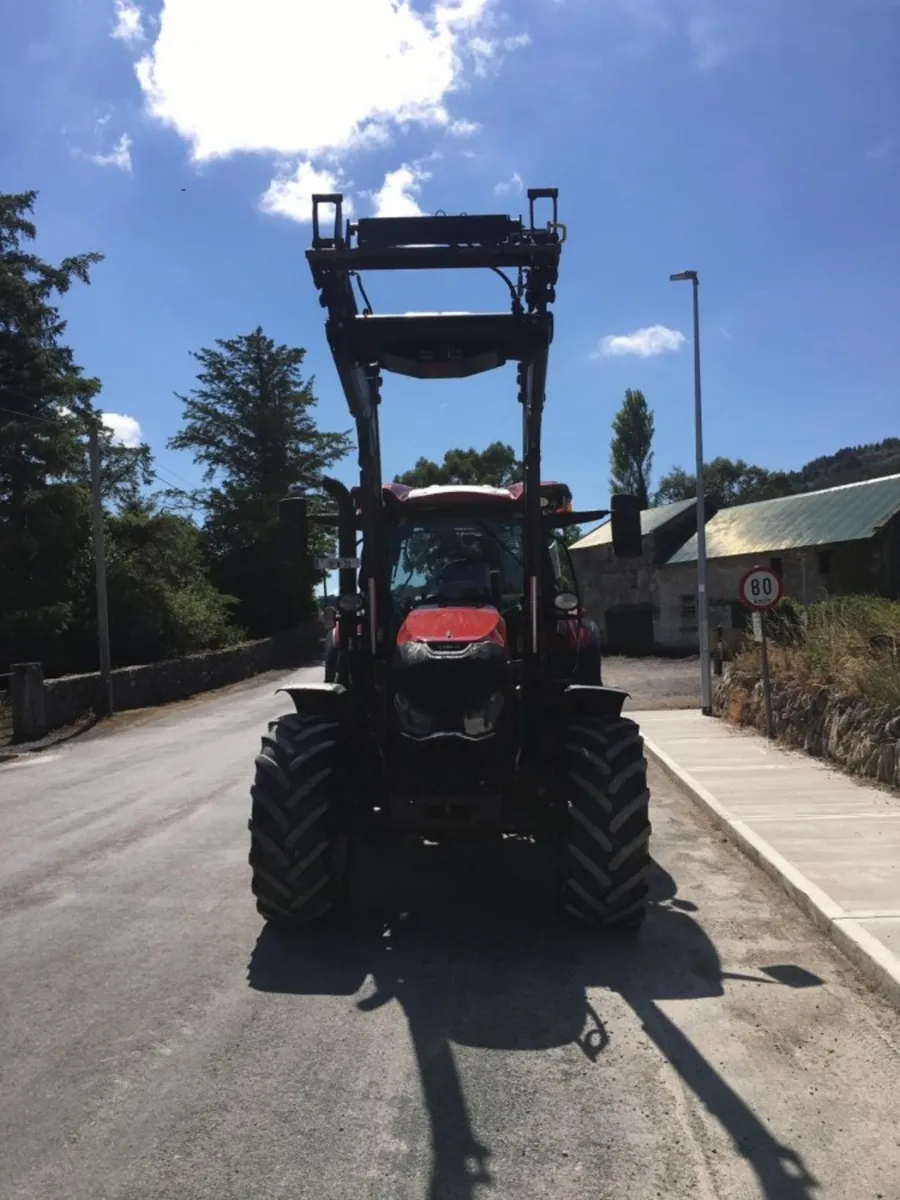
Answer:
[790, 437, 900, 492]
[397, 441, 520, 489]
[609, 388, 655, 509]
[167, 328, 353, 635]
[104, 503, 244, 665]
[654, 456, 793, 508]
[396, 441, 583, 545]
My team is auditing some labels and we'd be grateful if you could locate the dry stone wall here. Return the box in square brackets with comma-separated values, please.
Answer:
[41, 623, 322, 736]
[714, 668, 900, 788]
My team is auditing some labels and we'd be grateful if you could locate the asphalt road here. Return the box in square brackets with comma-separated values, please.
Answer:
[2, 667, 899, 1200]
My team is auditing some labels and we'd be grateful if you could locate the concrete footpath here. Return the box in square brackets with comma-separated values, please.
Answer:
[632, 708, 900, 1009]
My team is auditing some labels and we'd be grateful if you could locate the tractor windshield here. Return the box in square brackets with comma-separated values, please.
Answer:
[387, 514, 524, 615]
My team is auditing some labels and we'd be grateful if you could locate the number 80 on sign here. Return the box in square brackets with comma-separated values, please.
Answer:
[738, 566, 783, 610]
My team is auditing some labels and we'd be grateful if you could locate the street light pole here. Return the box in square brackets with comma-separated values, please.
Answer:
[88, 421, 114, 717]
[670, 270, 713, 715]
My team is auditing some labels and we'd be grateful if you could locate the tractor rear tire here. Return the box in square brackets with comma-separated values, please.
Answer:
[558, 715, 651, 930]
[248, 711, 351, 926]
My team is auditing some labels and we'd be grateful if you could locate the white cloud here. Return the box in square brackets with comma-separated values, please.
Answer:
[447, 118, 480, 137]
[132, 0, 525, 164]
[503, 32, 531, 50]
[371, 163, 431, 217]
[494, 171, 523, 195]
[260, 161, 353, 223]
[102, 412, 143, 448]
[88, 133, 133, 172]
[592, 325, 686, 359]
[112, 0, 145, 45]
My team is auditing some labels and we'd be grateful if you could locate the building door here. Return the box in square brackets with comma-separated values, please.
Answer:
[730, 602, 751, 633]
[605, 605, 655, 656]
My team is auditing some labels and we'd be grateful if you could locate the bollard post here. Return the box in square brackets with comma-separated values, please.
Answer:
[713, 624, 724, 676]
[759, 620, 775, 740]
[10, 662, 47, 744]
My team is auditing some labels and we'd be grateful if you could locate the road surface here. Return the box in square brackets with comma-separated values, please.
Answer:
[1, 666, 899, 1199]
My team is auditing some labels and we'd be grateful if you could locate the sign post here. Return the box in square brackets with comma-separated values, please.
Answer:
[738, 566, 783, 740]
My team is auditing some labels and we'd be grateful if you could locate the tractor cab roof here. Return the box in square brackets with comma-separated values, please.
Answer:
[367, 480, 573, 513]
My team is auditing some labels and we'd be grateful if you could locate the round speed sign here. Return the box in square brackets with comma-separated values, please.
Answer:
[738, 566, 783, 610]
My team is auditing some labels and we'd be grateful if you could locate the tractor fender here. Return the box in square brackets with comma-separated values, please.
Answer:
[560, 683, 630, 720]
[275, 681, 349, 720]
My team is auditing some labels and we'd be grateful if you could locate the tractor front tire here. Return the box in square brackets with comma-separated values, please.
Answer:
[249, 712, 351, 926]
[558, 715, 651, 930]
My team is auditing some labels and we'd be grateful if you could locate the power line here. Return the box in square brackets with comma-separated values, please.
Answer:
[0, 401, 197, 502]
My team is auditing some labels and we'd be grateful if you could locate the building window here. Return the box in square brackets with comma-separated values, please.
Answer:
[817, 550, 832, 575]
[770, 555, 783, 576]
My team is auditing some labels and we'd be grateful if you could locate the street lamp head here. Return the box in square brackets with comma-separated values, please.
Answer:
[670, 270, 698, 283]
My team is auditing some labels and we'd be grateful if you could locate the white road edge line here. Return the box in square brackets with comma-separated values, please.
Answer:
[643, 734, 900, 1013]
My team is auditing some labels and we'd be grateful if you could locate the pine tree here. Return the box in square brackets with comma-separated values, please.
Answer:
[168, 328, 353, 634]
[610, 388, 655, 509]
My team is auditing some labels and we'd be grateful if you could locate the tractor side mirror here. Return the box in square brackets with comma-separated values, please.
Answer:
[554, 591, 579, 613]
[278, 495, 310, 559]
[610, 493, 642, 558]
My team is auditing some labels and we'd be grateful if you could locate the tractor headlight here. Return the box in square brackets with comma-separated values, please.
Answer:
[393, 692, 433, 737]
[463, 690, 505, 736]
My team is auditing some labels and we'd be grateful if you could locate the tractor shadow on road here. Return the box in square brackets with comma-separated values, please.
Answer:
[248, 839, 823, 1200]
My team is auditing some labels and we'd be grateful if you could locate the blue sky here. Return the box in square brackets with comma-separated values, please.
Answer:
[2, 0, 899, 511]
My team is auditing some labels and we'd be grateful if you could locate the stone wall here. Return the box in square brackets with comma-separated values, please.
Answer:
[41, 622, 323, 736]
[714, 667, 900, 789]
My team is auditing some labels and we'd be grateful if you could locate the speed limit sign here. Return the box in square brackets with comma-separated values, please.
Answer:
[738, 565, 783, 610]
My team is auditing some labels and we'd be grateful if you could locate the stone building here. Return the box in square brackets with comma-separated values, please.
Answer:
[568, 498, 716, 654]
[659, 473, 900, 652]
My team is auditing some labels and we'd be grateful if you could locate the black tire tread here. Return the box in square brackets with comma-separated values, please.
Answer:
[559, 715, 651, 929]
[248, 712, 348, 925]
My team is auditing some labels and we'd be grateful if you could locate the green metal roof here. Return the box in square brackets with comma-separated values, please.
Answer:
[569, 498, 696, 551]
[666, 473, 900, 564]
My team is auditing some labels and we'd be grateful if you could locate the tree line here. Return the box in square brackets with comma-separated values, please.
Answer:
[1, 191, 352, 677]
[607, 388, 898, 512]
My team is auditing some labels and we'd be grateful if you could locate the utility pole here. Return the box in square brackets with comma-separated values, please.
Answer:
[670, 270, 713, 715]
[88, 421, 114, 716]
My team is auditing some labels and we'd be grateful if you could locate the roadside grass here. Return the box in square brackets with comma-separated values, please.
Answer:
[733, 595, 900, 710]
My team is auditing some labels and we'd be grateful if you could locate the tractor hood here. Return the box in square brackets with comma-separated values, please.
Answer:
[396, 605, 507, 649]
[392, 605, 510, 740]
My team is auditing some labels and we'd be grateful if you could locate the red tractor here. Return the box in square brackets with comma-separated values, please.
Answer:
[249, 190, 651, 930]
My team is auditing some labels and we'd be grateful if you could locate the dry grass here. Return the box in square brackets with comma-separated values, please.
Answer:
[733, 596, 900, 710]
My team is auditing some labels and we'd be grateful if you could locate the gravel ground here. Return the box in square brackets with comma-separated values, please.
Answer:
[603, 654, 703, 711]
